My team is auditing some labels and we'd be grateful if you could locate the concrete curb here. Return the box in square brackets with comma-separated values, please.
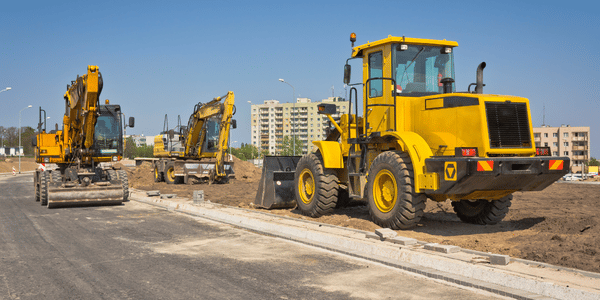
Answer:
[130, 191, 600, 300]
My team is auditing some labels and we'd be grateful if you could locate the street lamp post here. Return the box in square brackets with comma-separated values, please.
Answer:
[278, 79, 296, 156]
[19, 105, 32, 173]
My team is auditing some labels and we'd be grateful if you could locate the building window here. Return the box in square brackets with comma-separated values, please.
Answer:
[544, 142, 548, 146]
[544, 133, 548, 138]
[552, 151, 558, 156]
[563, 132, 569, 137]
[553, 142, 558, 147]
[553, 133, 558, 137]
[563, 142, 569, 147]
[564, 151, 569, 156]
[534, 133, 540, 138]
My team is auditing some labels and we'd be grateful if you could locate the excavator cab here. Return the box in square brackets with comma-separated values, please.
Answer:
[93, 105, 124, 159]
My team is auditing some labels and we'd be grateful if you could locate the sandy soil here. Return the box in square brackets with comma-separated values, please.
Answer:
[0, 157, 40, 173]
[123, 157, 599, 273]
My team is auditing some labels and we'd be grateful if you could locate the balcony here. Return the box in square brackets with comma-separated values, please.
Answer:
[572, 136, 588, 141]
[572, 155, 587, 160]
[572, 146, 588, 151]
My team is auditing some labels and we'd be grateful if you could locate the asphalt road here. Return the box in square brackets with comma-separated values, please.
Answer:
[0, 174, 503, 300]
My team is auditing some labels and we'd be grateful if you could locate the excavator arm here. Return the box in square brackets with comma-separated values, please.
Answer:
[63, 65, 102, 155]
[182, 91, 235, 177]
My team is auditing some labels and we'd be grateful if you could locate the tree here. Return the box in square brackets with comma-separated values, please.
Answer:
[587, 157, 600, 167]
[279, 136, 303, 156]
[230, 144, 260, 161]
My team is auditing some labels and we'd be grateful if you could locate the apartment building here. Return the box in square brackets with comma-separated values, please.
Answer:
[533, 125, 590, 173]
[250, 97, 349, 155]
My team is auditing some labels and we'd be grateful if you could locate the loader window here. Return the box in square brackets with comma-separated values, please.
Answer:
[393, 44, 455, 94]
[368, 52, 383, 98]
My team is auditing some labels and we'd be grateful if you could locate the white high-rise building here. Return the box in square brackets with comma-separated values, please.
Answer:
[250, 97, 348, 155]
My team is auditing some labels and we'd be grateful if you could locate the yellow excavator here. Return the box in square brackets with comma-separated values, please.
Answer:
[153, 91, 236, 184]
[33, 65, 134, 208]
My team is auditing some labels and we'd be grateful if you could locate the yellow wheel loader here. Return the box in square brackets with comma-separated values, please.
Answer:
[33, 66, 134, 208]
[259, 33, 570, 229]
[152, 92, 236, 184]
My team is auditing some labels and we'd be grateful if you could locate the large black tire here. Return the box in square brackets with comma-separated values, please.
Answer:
[294, 152, 339, 217]
[50, 170, 62, 184]
[451, 195, 512, 225]
[34, 171, 40, 202]
[40, 171, 49, 206]
[165, 162, 176, 185]
[117, 170, 129, 202]
[107, 169, 117, 181]
[366, 151, 426, 230]
[154, 165, 163, 182]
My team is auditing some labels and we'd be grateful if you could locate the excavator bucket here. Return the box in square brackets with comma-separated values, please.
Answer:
[254, 156, 301, 209]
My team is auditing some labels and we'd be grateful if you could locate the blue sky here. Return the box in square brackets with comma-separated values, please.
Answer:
[1, 0, 598, 157]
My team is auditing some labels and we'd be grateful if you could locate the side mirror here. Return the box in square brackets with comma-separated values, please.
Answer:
[231, 119, 237, 129]
[343, 64, 351, 85]
[128, 117, 135, 128]
[31, 136, 37, 147]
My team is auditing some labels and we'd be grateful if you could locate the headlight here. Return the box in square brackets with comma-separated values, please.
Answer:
[112, 156, 118, 162]
[44, 157, 49, 162]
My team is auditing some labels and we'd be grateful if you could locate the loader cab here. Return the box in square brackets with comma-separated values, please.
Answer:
[346, 35, 458, 135]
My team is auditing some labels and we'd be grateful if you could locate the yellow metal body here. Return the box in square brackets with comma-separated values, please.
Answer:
[153, 92, 235, 178]
[315, 35, 538, 198]
[36, 65, 117, 165]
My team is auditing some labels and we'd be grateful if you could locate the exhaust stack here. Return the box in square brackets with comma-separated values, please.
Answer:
[475, 62, 486, 94]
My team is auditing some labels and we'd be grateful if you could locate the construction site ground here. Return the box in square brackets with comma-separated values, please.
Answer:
[5, 157, 600, 274]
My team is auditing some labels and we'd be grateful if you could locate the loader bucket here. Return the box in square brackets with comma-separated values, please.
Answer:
[254, 156, 301, 209]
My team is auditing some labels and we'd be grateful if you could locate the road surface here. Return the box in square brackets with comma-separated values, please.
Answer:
[0, 174, 502, 299]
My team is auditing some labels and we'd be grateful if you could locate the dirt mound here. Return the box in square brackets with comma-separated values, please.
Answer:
[231, 156, 261, 181]
[0, 157, 39, 173]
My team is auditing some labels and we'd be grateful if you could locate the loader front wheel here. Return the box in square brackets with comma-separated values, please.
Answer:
[165, 163, 176, 184]
[295, 153, 339, 217]
[451, 195, 512, 225]
[367, 151, 425, 230]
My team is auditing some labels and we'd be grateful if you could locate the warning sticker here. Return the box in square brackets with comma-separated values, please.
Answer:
[549, 160, 563, 170]
[444, 162, 457, 181]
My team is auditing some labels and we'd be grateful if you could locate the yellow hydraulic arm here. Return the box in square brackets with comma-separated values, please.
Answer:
[62, 65, 102, 154]
[183, 91, 235, 176]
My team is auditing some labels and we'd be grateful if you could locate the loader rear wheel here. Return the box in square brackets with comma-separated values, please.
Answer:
[452, 195, 512, 225]
[366, 151, 425, 230]
[165, 162, 177, 184]
[154, 165, 163, 182]
[107, 169, 117, 181]
[40, 171, 49, 206]
[117, 170, 129, 202]
[294, 152, 339, 217]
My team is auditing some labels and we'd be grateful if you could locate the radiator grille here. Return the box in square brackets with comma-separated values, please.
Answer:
[485, 102, 531, 148]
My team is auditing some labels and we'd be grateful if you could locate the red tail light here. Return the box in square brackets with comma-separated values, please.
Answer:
[536, 147, 550, 156]
[455, 147, 478, 157]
